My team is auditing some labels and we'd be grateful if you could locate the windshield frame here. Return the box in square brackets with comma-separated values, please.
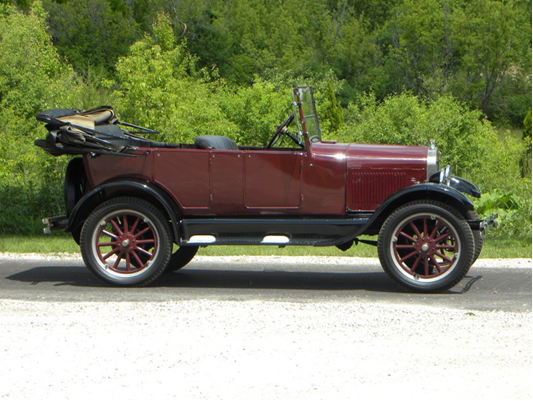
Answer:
[292, 86, 322, 143]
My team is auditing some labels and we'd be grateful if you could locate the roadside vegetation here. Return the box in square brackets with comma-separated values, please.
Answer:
[0, 0, 531, 256]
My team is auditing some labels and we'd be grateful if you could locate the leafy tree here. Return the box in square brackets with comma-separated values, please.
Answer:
[450, 0, 531, 119]
[322, 81, 344, 134]
[376, 0, 531, 124]
[112, 13, 237, 143]
[0, 2, 78, 233]
[339, 92, 498, 184]
[0, 1, 74, 118]
[43, 0, 141, 74]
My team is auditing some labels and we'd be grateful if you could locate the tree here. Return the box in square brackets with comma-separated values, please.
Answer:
[0, 2, 78, 233]
[322, 81, 344, 134]
[43, 0, 141, 74]
[112, 13, 237, 143]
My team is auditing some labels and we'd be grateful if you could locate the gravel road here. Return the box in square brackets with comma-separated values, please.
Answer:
[0, 255, 531, 400]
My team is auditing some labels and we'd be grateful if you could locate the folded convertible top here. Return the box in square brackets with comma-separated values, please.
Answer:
[35, 106, 178, 156]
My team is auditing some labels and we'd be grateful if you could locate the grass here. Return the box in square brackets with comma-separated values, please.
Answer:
[0, 234, 530, 259]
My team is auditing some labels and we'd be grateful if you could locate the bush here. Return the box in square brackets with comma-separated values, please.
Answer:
[0, 3, 81, 234]
[338, 93, 529, 189]
[474, 188, 532, 241]
[337, 92, 531, 243]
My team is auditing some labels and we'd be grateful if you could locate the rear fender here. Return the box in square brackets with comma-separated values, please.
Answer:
[67, 180, 181, 244]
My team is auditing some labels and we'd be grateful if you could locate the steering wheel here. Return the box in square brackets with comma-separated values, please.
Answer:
[267, 113, 303, 149]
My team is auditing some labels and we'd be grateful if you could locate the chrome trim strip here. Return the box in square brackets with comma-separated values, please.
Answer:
[426, 141, 439, 180]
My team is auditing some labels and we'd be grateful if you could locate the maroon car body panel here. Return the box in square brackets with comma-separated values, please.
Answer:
[84, 140, 429, 217]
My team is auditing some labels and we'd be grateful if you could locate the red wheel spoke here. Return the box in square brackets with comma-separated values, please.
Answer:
[113, 253, 123, 270]
[408, 254, 422, 273]
[123, 215, 129, 234]
[430, 256, 443, 273]
[409, 221, 422, 237]
[435, 251, 454, 264]
[424, 257, 429, 276]
[132, 250, 145, 268]
[136, 246, 153, 258]
[423, 217, 428, 236]
[134, 226, 151, 239]
[429, 221, 441, 239]
[130, 216, 141, 233]
[396, 244, 417, 249]
[435, 231, 452, 242]
[399, 231, 417, 242]
[98, 241, 117, 247]
[399, 250, 419, 263]
[125, 252, 131, 272]
[102, 246, 121, 261]
[437, 244, 456, 250]
[110, 219, 123, 236]
[102, 230, 118, 239]
[137, 239, 155, 245]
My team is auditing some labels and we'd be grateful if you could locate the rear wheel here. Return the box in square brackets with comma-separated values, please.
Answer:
[377, 201, 475, 292]
[80, 197, 172, 286]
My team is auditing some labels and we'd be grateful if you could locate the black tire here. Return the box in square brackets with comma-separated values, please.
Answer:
[80, 197, 172, 286]
[165, 246, 199, 273]
[467, 210, 484, 264]
[377, 200, 475, 292]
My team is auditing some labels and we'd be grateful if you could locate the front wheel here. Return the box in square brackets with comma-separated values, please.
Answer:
[80, 197, 172, 286]
[377, 201, 475, 292]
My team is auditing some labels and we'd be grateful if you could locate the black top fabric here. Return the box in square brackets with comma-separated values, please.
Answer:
[36, 109, 80, 123]
[194, 135, 238, 150]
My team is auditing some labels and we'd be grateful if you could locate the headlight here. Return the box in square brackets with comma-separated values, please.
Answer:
[428, 165, 480, 197]
[426, 140, 439, 180]
[429, 165, 451, 184]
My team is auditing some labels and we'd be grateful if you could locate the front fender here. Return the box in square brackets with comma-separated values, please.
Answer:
[317, 182, 476, 246]
[67, 179, 181, 243]
[361, 182, 476, 236]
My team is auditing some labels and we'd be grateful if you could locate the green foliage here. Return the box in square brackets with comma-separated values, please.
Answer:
[217, 81, 288, 146]
[0, 2, 79, 234]
[0, 2, 75, 118]
[337, 92, 531, 242]
[474, 189, 532, 241]
[111, 13, 237, 144]
[338, 93, 491, 179]
[0, 0, 531, 242]
[322, 81, 344, 134]
[43, 0, 141, 74]
[521, 110, 532, 178]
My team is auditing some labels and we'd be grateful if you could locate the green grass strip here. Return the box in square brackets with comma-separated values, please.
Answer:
[0, 234, 530, 259]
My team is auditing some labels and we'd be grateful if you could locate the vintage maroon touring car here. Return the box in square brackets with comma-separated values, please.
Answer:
[35, 86, 496, 292]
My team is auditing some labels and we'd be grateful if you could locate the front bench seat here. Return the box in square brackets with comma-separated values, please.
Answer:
[194, 135, 238, 150]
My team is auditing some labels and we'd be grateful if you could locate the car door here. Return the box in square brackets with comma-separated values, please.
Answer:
[243, 150, 304, 210]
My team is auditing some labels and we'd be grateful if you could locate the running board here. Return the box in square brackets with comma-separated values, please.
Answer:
[178, 217, 369, 247]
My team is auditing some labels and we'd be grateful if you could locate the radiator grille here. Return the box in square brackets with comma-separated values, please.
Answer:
[349, 170, 408, 211]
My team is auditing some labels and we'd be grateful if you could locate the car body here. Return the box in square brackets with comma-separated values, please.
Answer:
[36, 86, 496, 291]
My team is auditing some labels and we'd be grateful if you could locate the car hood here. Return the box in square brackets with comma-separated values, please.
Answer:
[313, 141, 428, 171]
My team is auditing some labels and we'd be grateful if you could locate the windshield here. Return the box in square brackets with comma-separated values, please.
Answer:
[292, 86, 321, 142]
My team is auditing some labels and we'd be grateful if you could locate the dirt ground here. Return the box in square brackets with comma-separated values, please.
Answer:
[0, 293, 531, 400]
